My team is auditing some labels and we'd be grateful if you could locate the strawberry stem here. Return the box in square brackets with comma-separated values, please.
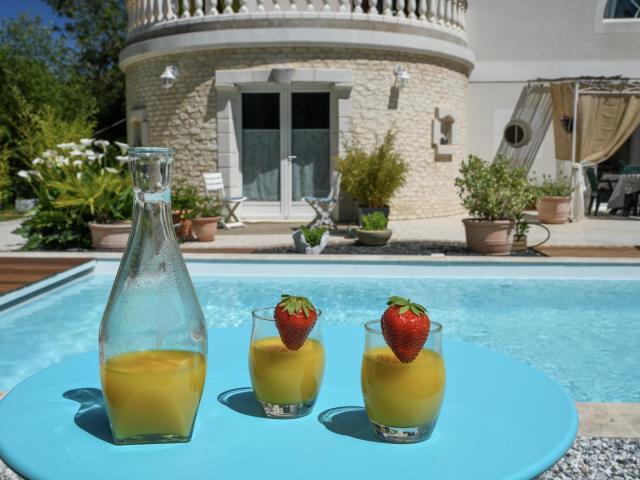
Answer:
[277, 294, 316, 318]
[386, 296, 428, 315]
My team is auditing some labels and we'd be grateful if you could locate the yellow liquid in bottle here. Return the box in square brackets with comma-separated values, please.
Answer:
[249, 337, 324, 405]
[361, 346, 445, 428]
[101, 350, 206, 440]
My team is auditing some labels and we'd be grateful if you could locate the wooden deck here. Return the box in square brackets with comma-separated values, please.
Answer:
[536, 246, 640, 258]
[0, 257, 94, 295]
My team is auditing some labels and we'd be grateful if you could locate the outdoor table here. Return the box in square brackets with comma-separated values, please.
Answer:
[0, 327, 577, 480]
[608, 173, 640, 211]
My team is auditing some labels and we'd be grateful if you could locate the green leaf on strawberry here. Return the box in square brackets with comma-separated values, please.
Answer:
[381, 296, 430, 363]
[274, 294, 318, 351]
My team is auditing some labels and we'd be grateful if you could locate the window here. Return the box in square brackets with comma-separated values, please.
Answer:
[604, 0, 640, 18]
[432, 108, 456, 159]
[504, 120, 531, 149]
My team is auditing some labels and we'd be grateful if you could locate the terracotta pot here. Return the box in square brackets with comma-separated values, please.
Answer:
[462, 219, 515, 256]
[512, 234, 528, 252]
[191, 217, 220, 242]
[173, 210, 195, 240]
[89, 222, 131, 251]
[355, 229, 393, 246]
[537, 197, 571, 224]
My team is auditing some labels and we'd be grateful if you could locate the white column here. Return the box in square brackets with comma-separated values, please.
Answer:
[306, 0, 315, 12]
[257, 0, 266, 12]
[396, 0, 405, 17]
[427, 0, 434, 21]
[354, 0, 363, 13]
[383, 0, 392, 15]
[181, 0, 191, 18]
[339, 0, 349, 12]
[194, 0, 204, 15]
[323, 0, 331, 11]
[224, 0, 233, 13]
[407, 0, 416, 19]
[447, 0, 454, 25]
[459, 1, 466, 29]
[166, 0, 177, 20]
[437, 0, 445, 23]
[273, 0, 281, 11]
[205, 0, 218, 14]
[239, 0, 248, 13]
[452, 0, 459, 28]
[418, 0, 426, 19]
[368, 0, 378, 14]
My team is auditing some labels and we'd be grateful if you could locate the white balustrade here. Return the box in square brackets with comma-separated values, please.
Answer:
[125, 0, 468, 36]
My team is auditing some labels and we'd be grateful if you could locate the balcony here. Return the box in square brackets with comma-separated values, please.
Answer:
[122, 0, 473, 70]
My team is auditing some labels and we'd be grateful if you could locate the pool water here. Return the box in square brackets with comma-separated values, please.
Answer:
[1, 266, 639, 401]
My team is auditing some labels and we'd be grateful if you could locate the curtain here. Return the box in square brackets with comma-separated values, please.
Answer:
[549, 83, 575, 161]
[241, 130, 280, 201]
[291, 129, 330, 201]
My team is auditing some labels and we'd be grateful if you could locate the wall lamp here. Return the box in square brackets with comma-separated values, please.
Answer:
[394, 64, 410, 90]
[160, 65, 179, 90]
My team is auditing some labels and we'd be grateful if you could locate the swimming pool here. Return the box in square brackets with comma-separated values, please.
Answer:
[1, 259, 639, 402]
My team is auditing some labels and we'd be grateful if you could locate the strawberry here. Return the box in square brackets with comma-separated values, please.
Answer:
[381, 296, 430, 363]
[273, 294, 318, 350]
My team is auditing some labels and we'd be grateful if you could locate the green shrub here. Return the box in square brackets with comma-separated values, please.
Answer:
[14, 139, 131, 250]
[185, 195, 221, 219]
[360, 212, 389, 231]
[536, 174, 572, 198]
[299, 225, 326, 247]
[0, 150, 10, 208]
[172, 182, 199, 211]
[455, 155, 536, 221]
[338, 130, 408, 208]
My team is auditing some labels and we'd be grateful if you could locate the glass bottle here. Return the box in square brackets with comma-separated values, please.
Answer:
[99, 147, 207, 445]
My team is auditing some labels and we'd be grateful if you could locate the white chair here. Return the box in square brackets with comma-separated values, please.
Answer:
[203, 172, 247, 229]
[303, 172, 341, 230]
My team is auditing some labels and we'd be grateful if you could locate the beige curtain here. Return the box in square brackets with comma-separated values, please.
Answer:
[577, 94, 640, 164]
[550, 83, 574, 161]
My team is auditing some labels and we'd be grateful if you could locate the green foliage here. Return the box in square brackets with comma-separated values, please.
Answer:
[172, 183, 199, 211]
[14, 139, 132, 250]
[338, 130, 408, 208]
[455, 156, 536, 221]
[43, 0, 127, 139]
[535, 174, 572, 198]
[188, 195, 222, 219]
[299, 225, 327, 247]
[360, 212, 389, 231]
[515, 213, 530, 237]
[0, 150, 10, 208]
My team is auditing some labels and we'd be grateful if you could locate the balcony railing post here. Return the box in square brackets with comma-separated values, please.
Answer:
[368, 0, 378, 14]
[181, 0, 191, 17]
[407, 0, 416, 19]
[194, 0, 204, 15]
[353, 0, 363, 13]
[418, 0, 426, 19]
[396, 0, 405, 17]
[306, 0, 315, 12]
[339, 0, 349, 12]
[223, 0, 233, 13]
[383, 0, 392, 15]
[273, 0, 281, 11]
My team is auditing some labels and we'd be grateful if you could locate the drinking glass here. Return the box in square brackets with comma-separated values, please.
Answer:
[361, 320, 445, 443]
[249, 307, 324, 418]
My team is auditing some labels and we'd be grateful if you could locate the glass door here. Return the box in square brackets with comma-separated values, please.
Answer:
[241, 89, 331, 220]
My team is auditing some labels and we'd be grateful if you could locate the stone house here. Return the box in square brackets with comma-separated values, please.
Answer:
[121, 0, 640, 221]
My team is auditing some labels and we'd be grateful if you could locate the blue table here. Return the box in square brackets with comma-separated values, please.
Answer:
[0, 327, 577, 480]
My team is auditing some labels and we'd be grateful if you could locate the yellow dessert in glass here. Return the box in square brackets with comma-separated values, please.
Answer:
[362, 346, 445, 427]
[250, 306, 324, 418]
[101, 350, 206, 442]
[250, 336, 324, 405]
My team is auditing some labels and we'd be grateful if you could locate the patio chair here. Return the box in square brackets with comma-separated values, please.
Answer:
[622, 165, 640, 174]
[202, 172, 247, 229]
[303, 172, 341, 230]
[585, 168, 612, 216]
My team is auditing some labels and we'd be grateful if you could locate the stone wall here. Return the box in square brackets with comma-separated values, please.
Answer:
[124, 47, 469, 219]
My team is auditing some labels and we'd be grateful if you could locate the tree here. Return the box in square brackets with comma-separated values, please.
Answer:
[44, 0, 127, 140]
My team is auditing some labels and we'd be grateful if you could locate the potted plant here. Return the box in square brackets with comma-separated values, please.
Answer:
[172, 182, 198, 240]
[455, 156, 535, 255]
[536, 175, 572, 224]
[186, 196, 221, 242]
[337, 130, 408, 224]
[512, 213, 529, 252]
[292, 225, 329, 254]
[355, 211, 392, 246]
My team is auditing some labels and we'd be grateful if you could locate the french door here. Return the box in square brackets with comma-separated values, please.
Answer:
[241, 88, 332, 220]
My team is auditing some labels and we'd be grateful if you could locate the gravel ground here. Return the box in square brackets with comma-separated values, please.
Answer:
[258, 240, 544, 256]
[1, 437, 637, 479]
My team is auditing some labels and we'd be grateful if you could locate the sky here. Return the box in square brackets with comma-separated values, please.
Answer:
[0, 0, 64, 26]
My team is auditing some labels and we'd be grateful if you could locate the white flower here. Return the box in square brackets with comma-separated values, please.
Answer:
[28, 170, 42, 179]
[115, 141, 129, 155]
[105, 167, 118, 174]
[86, 154, 97, 162]
[93, 140, 109, 152]
[69, 150, 83, 157]
[32, 157, 43, 165]
[42, 149, 56, 158]
[116, 155, 130, 162]
[97, 153, 105, 161]
[80, 138, 93, 147]
[56, 156, 70, 166]
[76, 172, 83, 180]
[56, 143, 77, 150]
[73, 160, 83, 167]
[17, 170, 30, 178]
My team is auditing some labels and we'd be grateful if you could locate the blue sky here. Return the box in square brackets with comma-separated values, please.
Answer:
[0, 0, 64, 26]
